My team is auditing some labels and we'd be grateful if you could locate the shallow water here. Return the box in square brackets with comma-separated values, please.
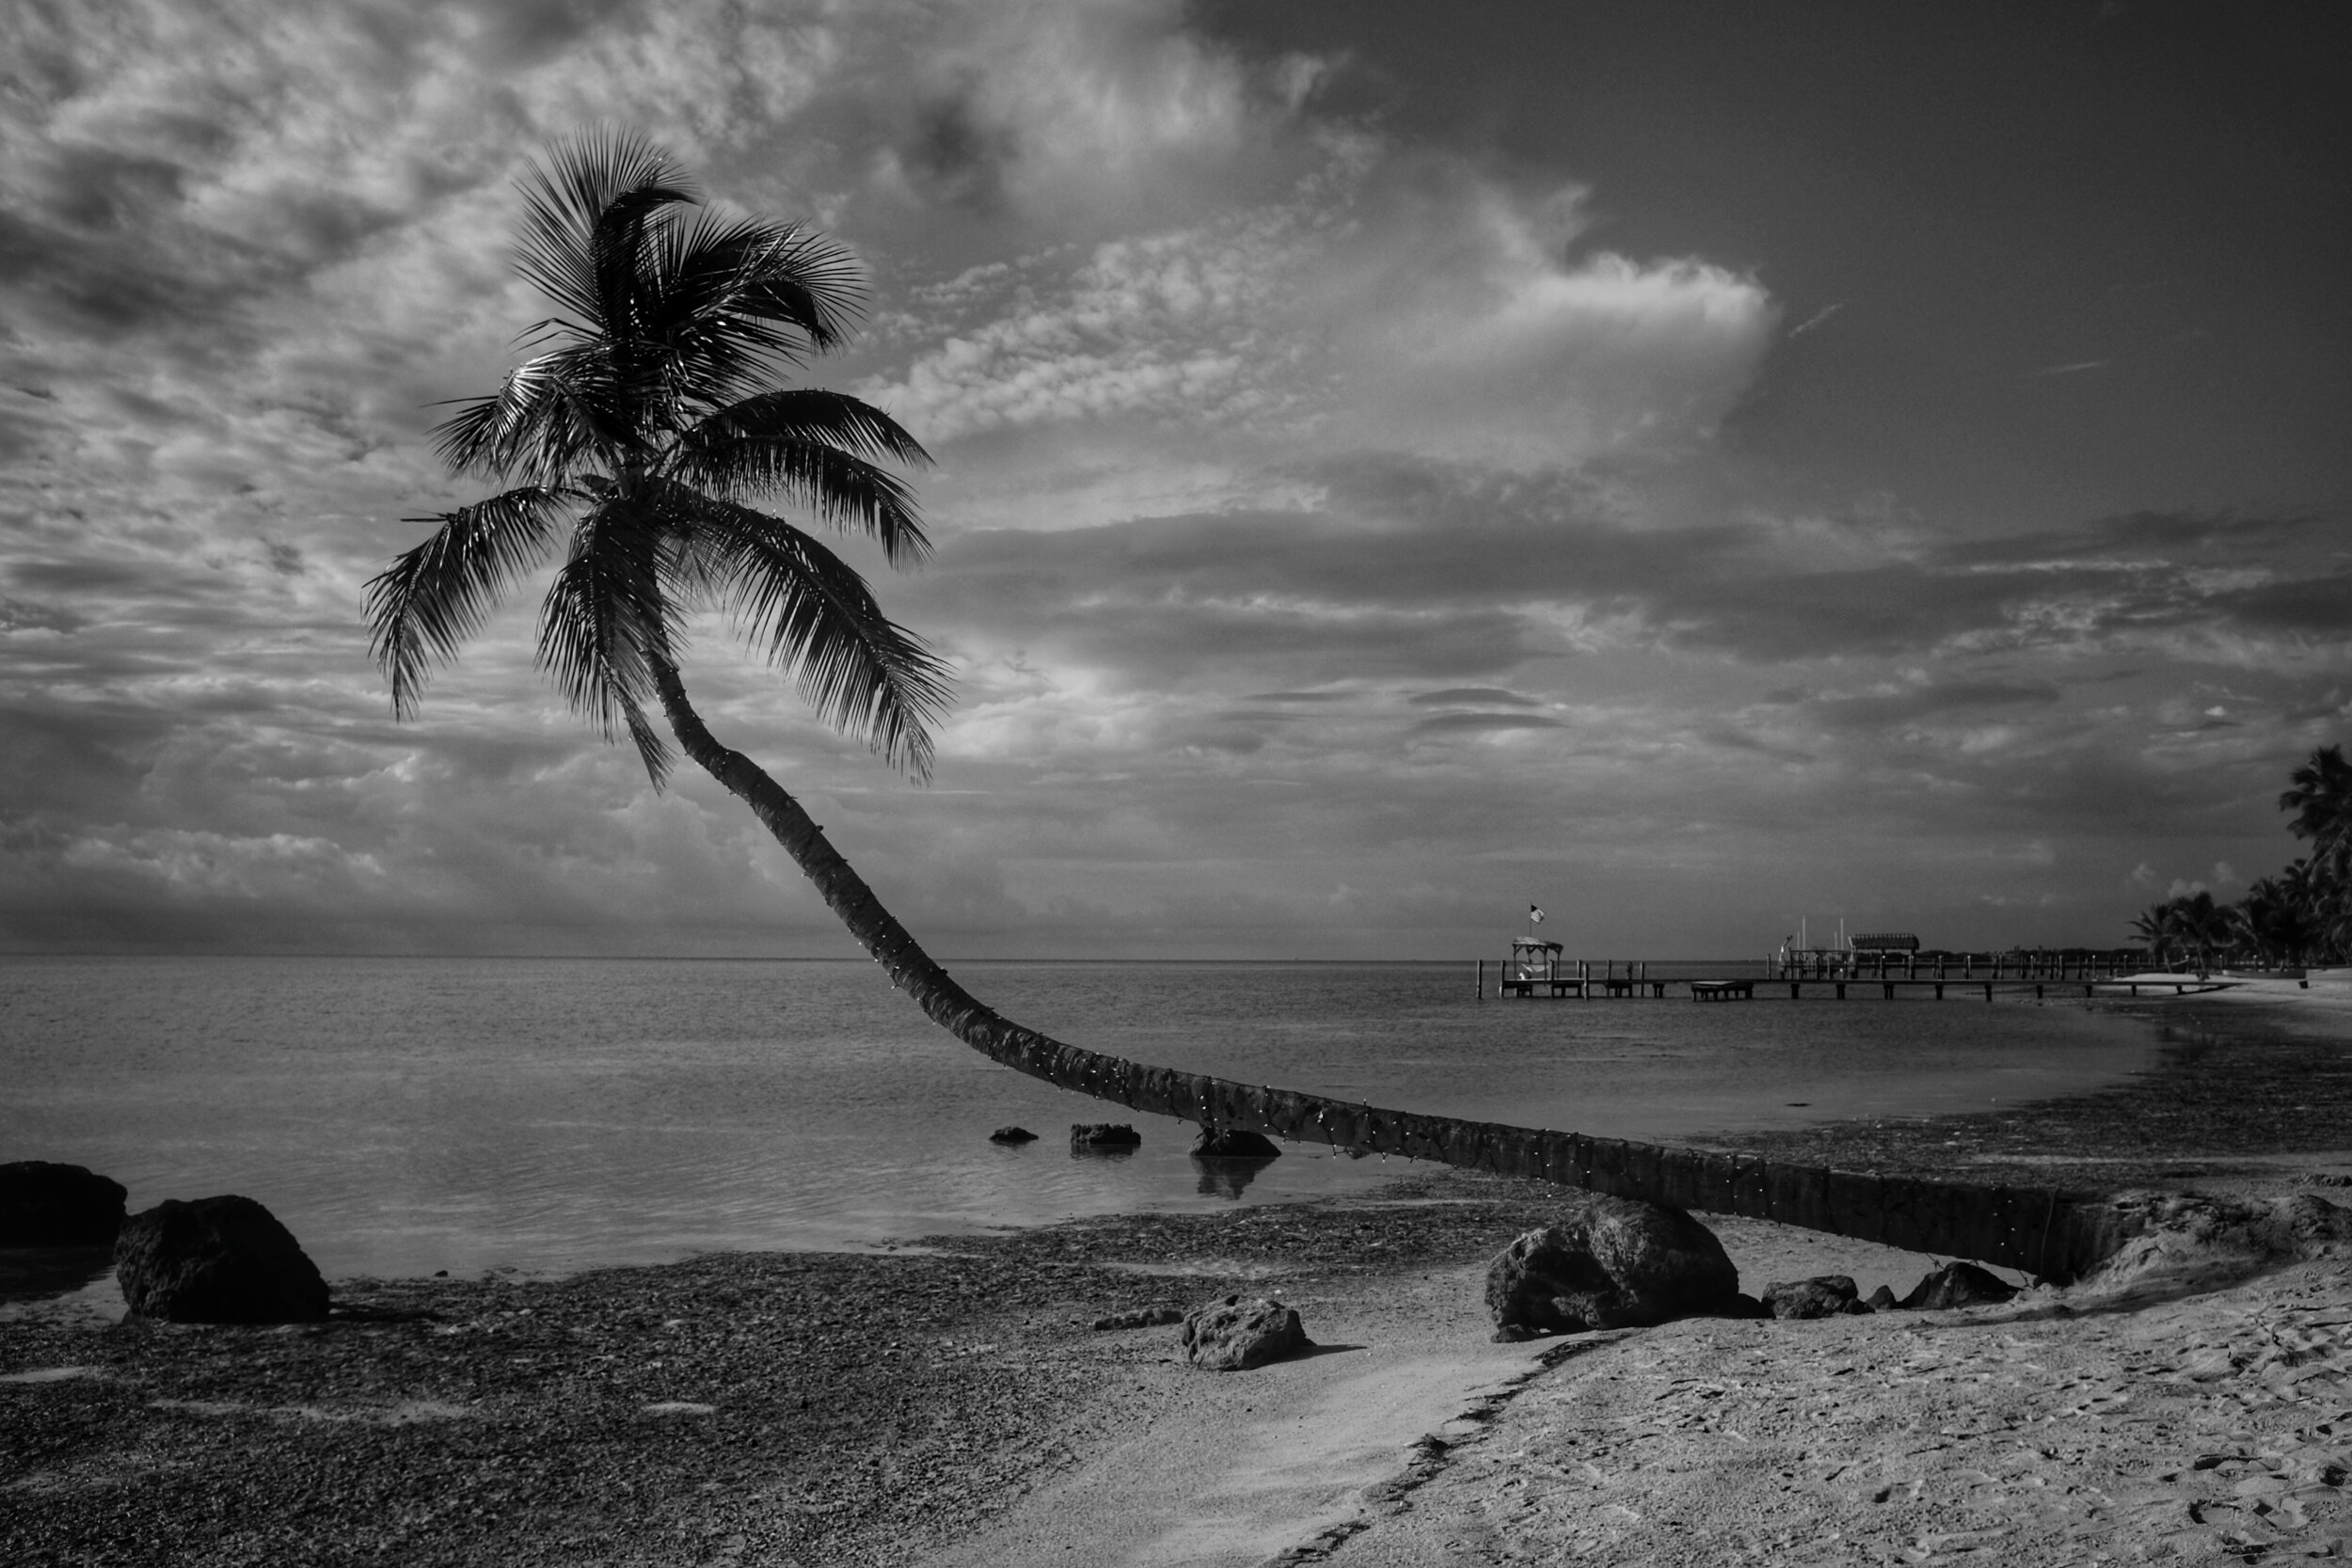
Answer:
[0, 956, 2156, 1280]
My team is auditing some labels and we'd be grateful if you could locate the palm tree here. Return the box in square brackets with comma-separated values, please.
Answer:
[2281, 743, 2352, 882]
[2231, 876, 2311, 969]
[2128, 902, 2177, 968]
[368, 132, 2121, 1283]
[368, 128, 1269, 1134]
[2280, 746, 2352, 960]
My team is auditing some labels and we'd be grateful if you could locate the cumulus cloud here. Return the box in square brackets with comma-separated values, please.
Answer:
[866, 149, 1779, 521]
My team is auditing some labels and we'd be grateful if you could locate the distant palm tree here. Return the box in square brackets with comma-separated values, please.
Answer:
[2128, 903, 2175, 966]
[2231, 876, 2311, 968]
[2281, 743, 2352, 881]
[2129, 890, 2234, 973]
[2280, 745, 2352, 960]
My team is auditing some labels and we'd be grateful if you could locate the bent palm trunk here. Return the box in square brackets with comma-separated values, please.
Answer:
[655, 660, 2130, 1283]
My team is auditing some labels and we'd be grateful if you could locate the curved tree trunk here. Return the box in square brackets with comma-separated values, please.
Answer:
[653, 659, 2133, 1283]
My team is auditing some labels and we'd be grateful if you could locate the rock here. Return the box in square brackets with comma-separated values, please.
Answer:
[1485, 1196, 1741, 1335]
[988, 1126, 1039, 1144]
[1899, 1260, 2018, 1310]
[113, 1196, 329, 1323]
[1181, 1294, 1309, 1370]
[1091, 1306, 1184, 1331]
[1070, 1123, 1142, 1152]
[1866, 1284, 1899, 1311]
[0, 1161, 128, 1246]
[1190, 1126, 1281, 1159]
[1762, 1275, 1866, 1320]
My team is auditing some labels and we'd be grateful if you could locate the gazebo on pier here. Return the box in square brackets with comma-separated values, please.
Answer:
[1502, 937, 1581, 997]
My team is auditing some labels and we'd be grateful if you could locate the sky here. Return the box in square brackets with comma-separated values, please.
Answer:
[1, 0, 2346, 959]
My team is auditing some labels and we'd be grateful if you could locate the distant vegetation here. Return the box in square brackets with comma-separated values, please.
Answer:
[2132, 743, 2351, 969]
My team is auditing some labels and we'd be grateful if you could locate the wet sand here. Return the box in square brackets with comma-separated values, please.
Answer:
[5, 989, 2349, 1565]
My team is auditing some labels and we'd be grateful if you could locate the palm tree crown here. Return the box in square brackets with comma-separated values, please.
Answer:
[367, 128, 949, 784]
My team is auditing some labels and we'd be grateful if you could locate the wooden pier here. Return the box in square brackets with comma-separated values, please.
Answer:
[1474, 944, 2233, 1003]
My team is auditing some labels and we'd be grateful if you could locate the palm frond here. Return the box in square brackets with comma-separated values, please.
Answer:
[535, 499, 686, 784]
[666, 488, 952, 780]
[616, 215, 871, 428]
[430, 349, 626, 483]
[667, 390, 932, 563]
[365, 486, 578, 717]
[660, 214, 866, 356]
[514, 128, 697, 334]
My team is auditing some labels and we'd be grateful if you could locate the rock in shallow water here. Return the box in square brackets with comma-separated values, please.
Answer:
[114, 1195, 329, 1323]
[1069, 1123, 1142, 1152]
[1190, 1126, 1281, 1159]
[0, 1161, 127, 1246]
[1182, 1294, 1309, 1370]
[1486, 1196, 1741, 1335]
[987, 1126, 1038, 1144]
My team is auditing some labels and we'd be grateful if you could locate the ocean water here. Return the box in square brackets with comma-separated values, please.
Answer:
[0, 956, 2158, 1283]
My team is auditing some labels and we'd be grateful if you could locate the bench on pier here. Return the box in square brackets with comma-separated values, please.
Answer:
[1691, 979, 1755, 1002]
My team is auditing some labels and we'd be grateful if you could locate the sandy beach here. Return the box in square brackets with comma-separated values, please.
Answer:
[5, 988, 2349, 1566]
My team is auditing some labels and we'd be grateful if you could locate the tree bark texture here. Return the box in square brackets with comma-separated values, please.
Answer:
[654, 662, 2137, 1284]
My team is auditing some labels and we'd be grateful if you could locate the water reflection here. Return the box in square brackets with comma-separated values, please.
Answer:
[1191, 1156, 1278, 1199]
[0, 1246, 115, 1306]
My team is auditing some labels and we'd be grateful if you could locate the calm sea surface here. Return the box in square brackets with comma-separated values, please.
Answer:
[0, 957, 2158, 1282]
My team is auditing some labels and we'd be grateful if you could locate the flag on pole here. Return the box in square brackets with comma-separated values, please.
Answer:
[1529, 905, 1546, 924]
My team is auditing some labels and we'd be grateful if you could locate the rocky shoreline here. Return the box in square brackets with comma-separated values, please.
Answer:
[5, 992, 2349, 1565]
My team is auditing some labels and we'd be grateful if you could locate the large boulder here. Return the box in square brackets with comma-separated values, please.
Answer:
[1191, 1126, 1281, 1159]
[1486, 1196, 1741, 1335]
[1762, 1275, 1870, 1320]
[1899, 1260, 2018, 1310]
[1181, 1294, 1309, 1370]
[0, 1161, 127, 1246]
[113, 1196, 329, 1323]
[1070, 1123, 1142, 1152]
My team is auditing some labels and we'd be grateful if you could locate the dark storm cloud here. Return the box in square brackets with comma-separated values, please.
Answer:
[2216, 575, 2352, 634]
[915, 497, 2345, 683]
[904, 81, 1021, 214]
[0, 595, 82, 633]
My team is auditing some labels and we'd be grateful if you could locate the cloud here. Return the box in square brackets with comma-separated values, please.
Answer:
[1409, 688, 1542, 707]
[866, 150, 1779, 520]
[0, 0, 2339, 958]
